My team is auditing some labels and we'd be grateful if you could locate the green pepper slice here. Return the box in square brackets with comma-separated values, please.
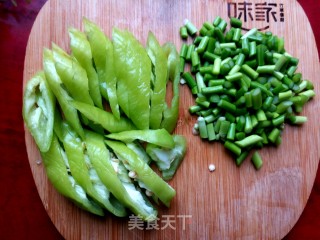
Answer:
[83, 18, 109, 100]
[160, 43, 180, 133]
[68, 28, 103, 109]
[55, 118, 127, 217]
[106, 129, 174, 149]
[85, 130, 157, 221]
[41, 135, 104, 216]
[23, 71, 55, 152]
[72, 101, 136, 133]
[146, 135, 187, 180]
[105, 140, 176, 207]
[43, 48, 84, 138]
[113, 28, 151, 130]
[146, 31, 168, 129]
[105, 37, 121, 120]
[52, 43, 94, 106]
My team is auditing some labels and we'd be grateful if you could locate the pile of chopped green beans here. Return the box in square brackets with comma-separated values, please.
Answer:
[180, 17, 315, 169]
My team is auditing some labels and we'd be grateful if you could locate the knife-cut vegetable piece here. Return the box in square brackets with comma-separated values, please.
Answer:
[83, 18, 109, 100]
[146, 31, 168, 129]
[104, 36, 121, 120]
[72, 101, 136, 133]
[85, 130, 157, 221]
[106, 140, 176, 207]
[113, 27, 151, 130]
[23, 71, 55, 152]
[52, 43, 94, 106]
[160, 43, 180, 133]
[55, 119, 127, 217]
[146, 135, 187, 180]
[106, 129, 174, 149]
[43, 48, 84, 138]
[68, 28, 103, 109]
[41, 135, 104, 216]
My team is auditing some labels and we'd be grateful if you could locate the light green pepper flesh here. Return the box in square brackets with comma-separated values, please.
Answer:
[23, 71, 55, 152]
[72, 101, 136, 133]
[113, 28, 151, 130]
[105, 140, 176, 207]
[146, 31, 168, 129]
[147, 135, 187, 180]
[105, 37, 121, 120]
[68, 28, 103, 109]
[85, 130, 157, 221]
[83, 18, 109, 100]
[41, 135, 104, 216]
[56, 120, 127, 217]
[52, 43, 94, 106]
[106, 129, 174, 149]
[160, 43, 180, 133]
[43, 48, 84, 138]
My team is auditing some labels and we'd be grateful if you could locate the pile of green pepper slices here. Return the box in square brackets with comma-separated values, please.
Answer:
[23, 18, 187, 220]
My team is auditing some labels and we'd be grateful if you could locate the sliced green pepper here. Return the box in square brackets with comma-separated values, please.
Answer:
[126, 141, 151, 164]
[23, 71, 55, 152]
[113, 28, 151, 130]
[52, 43, 94, 106]
[105, 36, 121, 120]
[43, 48, 84, 138]
[72, 101, 136, 133]
[41, 135, 104, 216]
[54, 118, 127, 217]
[160, 43, 180, 133]
[68, 28, 103, 109]
[146, 135, 187, 180]
[106, 129, 174, 148]
[85, 130, 157, 221]
[83, 18, 109, 100]
[105, 140, 176, 207]
[146, 31, 168, 129]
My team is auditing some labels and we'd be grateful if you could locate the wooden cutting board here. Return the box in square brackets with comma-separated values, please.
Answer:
[23, 0, 320, 239]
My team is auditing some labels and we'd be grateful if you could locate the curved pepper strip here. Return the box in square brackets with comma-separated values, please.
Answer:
[71, 101, 136, 133]
[146, 135, 187, 180]
[43, 48, 84, 138]
[105, 140, 176, 207]
[104, 36, 121, 120]
[52, 43, 94, 106]
[83, 18, 109, 100]
[41, 135, 104, 216]
[126, 141, 151, 165]
[146, 31, 168, 129]
[113, 28, 151, 130]
[160, 43, 180, 133]
[106, 129, 174, 149]
[23, 71, 55, 152]
[85, 130, 157, 221]
[55, 119, 127, 217]
[68, 28, 103, 109]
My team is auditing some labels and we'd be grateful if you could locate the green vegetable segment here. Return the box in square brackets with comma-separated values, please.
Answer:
[147, 31, 168, 129]
[41, 135, 104, 216]
[105, 140, 176, 207]
[68, 27, 103, 109]
[23, 71, 55, 152]
[43, 48, 84, 139]
[85, 130, 157, 221]
[113, 28, 151, 130]
[180, 16, 315, 169]
[24, 19, 185, 220]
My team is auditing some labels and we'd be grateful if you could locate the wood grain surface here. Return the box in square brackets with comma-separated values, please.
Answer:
[23, 0, 320, 239]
